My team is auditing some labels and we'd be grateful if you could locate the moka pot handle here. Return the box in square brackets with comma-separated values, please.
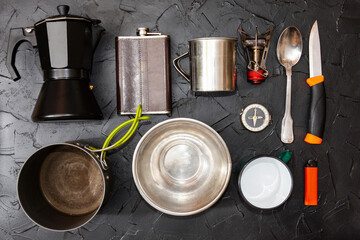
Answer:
[6, 27, 37, 80]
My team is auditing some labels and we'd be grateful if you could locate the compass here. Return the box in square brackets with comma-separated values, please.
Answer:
[241, 104, 271, 132]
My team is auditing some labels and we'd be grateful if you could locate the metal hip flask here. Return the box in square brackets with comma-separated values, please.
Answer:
[116, 28, 171, 115]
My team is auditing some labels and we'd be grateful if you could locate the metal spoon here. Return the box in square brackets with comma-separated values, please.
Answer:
[276, 26, 303, 143]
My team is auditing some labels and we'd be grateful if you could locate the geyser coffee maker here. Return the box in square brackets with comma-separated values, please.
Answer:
[6, 5, 104, 121]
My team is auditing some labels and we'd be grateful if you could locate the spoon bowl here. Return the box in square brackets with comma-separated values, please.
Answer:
[276, 26, 302, 143]
[277, 27, 303, 69]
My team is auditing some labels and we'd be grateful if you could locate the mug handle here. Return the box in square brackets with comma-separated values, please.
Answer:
[277, 150, 292, 163]
[173, 52, 190, 83]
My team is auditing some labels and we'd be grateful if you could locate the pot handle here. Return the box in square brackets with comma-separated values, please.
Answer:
[6, 27, 37, 80]
[86, 105, 151, 170]
[173, 52, 190, 83]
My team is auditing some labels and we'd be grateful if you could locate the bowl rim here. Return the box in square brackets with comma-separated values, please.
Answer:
[132, 118, 232, 216]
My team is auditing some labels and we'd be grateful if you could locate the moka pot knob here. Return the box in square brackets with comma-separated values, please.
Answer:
[57, 5, 70, 16]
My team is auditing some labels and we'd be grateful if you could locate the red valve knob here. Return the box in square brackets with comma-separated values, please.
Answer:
[247, 70, 266, 84]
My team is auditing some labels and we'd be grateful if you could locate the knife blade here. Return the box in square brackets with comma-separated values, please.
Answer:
[309, 21, 322, 78]
[304, 21, 326, 144]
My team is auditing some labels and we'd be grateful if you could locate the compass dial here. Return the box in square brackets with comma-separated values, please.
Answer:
[241, 104, 270, 132]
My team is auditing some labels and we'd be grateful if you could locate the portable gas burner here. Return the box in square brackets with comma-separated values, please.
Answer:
[238, 27, 273, 84]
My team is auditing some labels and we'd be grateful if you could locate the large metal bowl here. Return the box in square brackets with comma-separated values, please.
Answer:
[132, 118, 232, 216]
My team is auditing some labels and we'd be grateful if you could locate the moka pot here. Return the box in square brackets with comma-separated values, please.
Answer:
[6, 5, 104, 121]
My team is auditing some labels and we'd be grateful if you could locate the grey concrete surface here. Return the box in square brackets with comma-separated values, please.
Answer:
[0, 0, 360, 239]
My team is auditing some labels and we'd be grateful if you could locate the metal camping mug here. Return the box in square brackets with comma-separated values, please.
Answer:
[173, 37, 237, 92]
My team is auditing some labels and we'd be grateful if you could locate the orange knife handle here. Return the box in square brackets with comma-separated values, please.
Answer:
[305, 160, 318, 205]
[305, 75, 326, 144]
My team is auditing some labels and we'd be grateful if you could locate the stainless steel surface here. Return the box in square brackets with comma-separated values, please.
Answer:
[173, 52, 191, 82]
[276, 26, 303, 144]
[136, 27, 149, 36]
[116, 32, 171, 114]
[136, 27, 162, 36]
[17, 143, 107, 232]
[276, 27, 303, 69]
[309, 21, 322, 78]
[132, 118, 232, 216]
[173, 37, 237, 92]
[259, 30, 272, 71]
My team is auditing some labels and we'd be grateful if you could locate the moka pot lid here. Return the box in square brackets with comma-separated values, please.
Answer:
[34, 5, 101, 26]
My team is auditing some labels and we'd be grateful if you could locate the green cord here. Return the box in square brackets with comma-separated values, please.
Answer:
[89, 105, 150, 160]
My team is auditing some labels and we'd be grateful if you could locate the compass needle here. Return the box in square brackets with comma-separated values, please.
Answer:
[253, 108, 257, 126]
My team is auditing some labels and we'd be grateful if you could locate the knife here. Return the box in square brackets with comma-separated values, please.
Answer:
[304, 21, 326, 144]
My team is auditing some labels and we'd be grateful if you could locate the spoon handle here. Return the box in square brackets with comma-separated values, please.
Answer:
[281, 68, 294, 143]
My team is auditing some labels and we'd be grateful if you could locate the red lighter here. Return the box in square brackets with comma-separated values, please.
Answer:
[305, 160, 318, 205]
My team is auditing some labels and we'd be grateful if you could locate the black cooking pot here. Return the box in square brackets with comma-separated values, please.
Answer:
[17, 143, 110, 231]
[17, 105, 150, 231]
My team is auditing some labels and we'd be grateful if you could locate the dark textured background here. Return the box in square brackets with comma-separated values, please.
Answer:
[0, 0, 360, 239]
